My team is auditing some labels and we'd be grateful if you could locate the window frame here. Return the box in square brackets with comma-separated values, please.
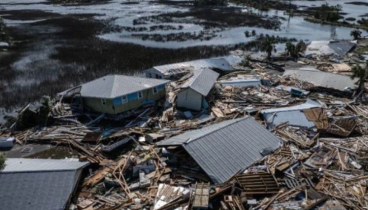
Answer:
[152, 86, 158, 94]
[121, 95, 128, 104]
[137, 91, 143, 99]
[101, 99, 107, 106]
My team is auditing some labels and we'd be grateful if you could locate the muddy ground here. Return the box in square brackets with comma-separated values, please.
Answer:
[0, 0, 366, 120]
[0, 9, 262, 112]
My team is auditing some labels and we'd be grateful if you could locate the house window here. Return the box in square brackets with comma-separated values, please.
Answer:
[121, 95, 127, 104]
[156, 74, 162, 79]
[101, 99, 106, 106]
[152, 87, 158, 94]
[148, 73, 152, 78]
[137, 91, 143, 99]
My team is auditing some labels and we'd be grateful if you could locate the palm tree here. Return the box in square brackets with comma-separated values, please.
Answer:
[351, 64, 368, 91]
[285, 41, 305, 59]
[260, 37, 276, 60]
[350, 29, 362, 40]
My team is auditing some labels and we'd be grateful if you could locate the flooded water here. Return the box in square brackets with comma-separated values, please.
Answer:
[1, 0, 367, 49]
[0, 0, 367, 115]
[292, 0, 368, 21]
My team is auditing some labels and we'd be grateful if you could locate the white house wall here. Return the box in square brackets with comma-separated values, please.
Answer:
[177, 88, 203, 111]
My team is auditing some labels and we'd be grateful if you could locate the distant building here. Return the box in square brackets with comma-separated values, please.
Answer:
[78, 75, 169, 114]
[177, 68, 219, 111]
[145, 58, 233, 80]
[0, 158, 89, 210]
[305, 40, 356, 57]
[283, 68, 358, 91]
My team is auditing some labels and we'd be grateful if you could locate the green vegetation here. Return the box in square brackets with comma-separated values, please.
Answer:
[244, 30, 256, 38]
[351, 64, 368, 91]
[251, 30, 256, 36]
[355, 45, 368, 56]
[194, 0, 227, 6]
[231, 0, 297, 12]
[358, 18, 368, 28]
[313, 3, 342, 22]
[245, 31, 250, 37]
[0, 153, 5, 170]
[285, 41, 305, 59]
[260, 37, 276, 60]
[38, 96, 51, 125]
[350, 29, 362, 40]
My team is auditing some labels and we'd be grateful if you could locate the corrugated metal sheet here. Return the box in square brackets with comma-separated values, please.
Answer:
[181, 68, 219, 96]
[157, 117, 281, 183]
[80, 75, 169, 99]
[2, 158, 89, 172]
[157, 117, 248, 147]
[283, 70, 358, 91]
[152, 58, 233, 76]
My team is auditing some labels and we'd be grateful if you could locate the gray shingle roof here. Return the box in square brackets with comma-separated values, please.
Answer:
[0, 171, 77, 210]
[80, 75, 169, 99]
[181, 68, 219, 96]
[328, 41, 356, 56]
[283, 69, 358, 91]
[2, 158, 89, 172]
[157, 117, 281, 183]
[151, 58, 233, 76]
[0, 159, 89, 210]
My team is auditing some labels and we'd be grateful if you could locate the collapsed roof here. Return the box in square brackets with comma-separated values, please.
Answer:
[157, 117, 281, 184]
[149, 58, 233, 77]
[305, 40, 356, 56]
[283, 69, 358, 91]
[261, 99, 324, 129]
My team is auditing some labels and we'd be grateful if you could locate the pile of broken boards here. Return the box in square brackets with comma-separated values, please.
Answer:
[5, 62, 368, 210]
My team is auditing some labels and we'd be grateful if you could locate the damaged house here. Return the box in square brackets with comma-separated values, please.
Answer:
[305, 40, 356, 57]
[283, 69, 358, 92]
[75, 75, 169, 114]
[156, 116, 281, 184]
[145, 57, 233, 80]
[0, 158, 89, 210]
[177, 68, 219, 111]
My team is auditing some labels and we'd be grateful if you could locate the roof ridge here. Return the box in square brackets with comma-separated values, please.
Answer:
[111, 74, 119, 98]
[184, 116, 251, 144]
[0, 169, 80, 174]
